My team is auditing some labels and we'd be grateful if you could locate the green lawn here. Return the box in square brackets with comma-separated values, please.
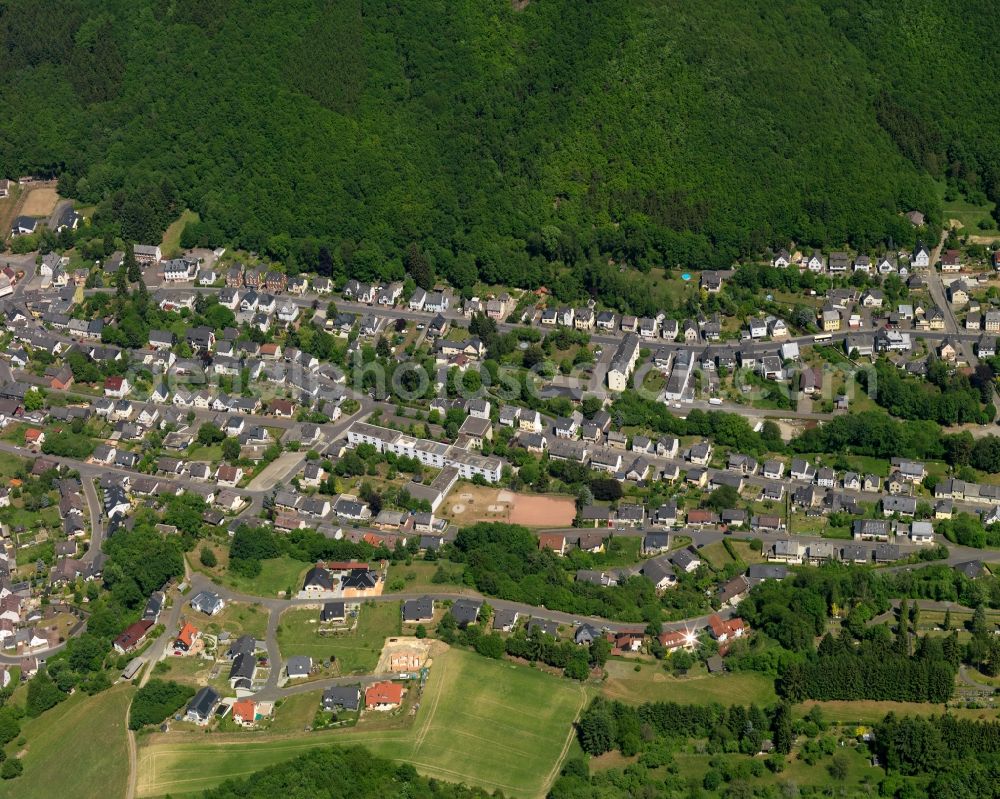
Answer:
[796, 699, 1000, 724]
[939, 181, 1000, 236]
[14, 538, 54, 567]
[798, 452, 889, 478]
[642, 370, 665, 393]
[698, 541, 737, 570]
[0, 450, 26, 478]
[0, 683, 132, 799]
[674, 744, 881, 795]
[268, 691, 326, 733]
[0, 422, 28, 443]
[160, 208, 200, 258]
[277, 601, 401, 673]
[384, 560, 474, 595]
[186, 444, 223, 463]
[728, 541, 765, 564]
[153, 654, 214, 689]
[593, 536, 643, 568]
[917, 609, 1000, 633]
[789, 513, 828, 536]
[136, 647, 588, 798]
[4, 503, 60, 537]
[201, 602, 269, 639]
[224, 556, 311, 599]
[601, 660, 777, 706]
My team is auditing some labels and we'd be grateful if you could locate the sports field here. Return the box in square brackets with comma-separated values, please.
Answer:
[0, 683, 132, 799]
[442, 485, 576, 527]
[136, 647, 588, 798]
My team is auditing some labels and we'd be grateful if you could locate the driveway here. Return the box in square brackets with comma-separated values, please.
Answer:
[246, 451, 307, 491]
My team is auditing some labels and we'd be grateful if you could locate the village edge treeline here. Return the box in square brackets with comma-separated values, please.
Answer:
[3, 1, 1000, 311]
[566, 699, 1000, 799]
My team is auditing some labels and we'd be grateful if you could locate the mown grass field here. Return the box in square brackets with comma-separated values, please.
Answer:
[674, 744, 880, 795]
[136, 647, 588, 798]
[0, 683, 132, 799]
[795, 700, 1000, 724]
[224, 556, 311, 599]
[201, 601, 269, 639]
[277, 601, 401, 673]
[185, 444, 223, 463]
[0, 450, 25, 479]
[384, 560, 475, 595]
[160, 208, 199, 257]
[727, 540, 766, 564]
[697, 540, 735, 570]
[939, 181, 1000, 237]
[601, 660, 777, 706]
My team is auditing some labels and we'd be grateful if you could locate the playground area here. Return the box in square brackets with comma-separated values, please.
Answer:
[444, 485, 576, 527]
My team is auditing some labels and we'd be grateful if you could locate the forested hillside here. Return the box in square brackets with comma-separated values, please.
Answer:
[2, 0, 999, 301]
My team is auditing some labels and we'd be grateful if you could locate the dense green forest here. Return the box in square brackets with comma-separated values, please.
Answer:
[3, 1, 1000, 304]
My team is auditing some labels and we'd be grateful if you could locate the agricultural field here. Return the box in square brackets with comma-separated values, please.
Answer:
[0, 683, 132, 799]
[135, 646, 588, 798]
[277, 601, 401, 673]
[601, 659, 778, 707]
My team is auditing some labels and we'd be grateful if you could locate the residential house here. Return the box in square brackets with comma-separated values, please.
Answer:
[322, 685, 361, 712]
[641, 560, 677, 591]
[363, 681, 405, 709]
[853, 519, 891, 541]
[189, 591, 225, 616]
[941, 249, 962, 272]
[186, 686, 220, 724]
[708, 614, 747, 644]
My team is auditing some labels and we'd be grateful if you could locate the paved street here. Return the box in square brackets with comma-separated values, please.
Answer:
[80, 475, 105, 563]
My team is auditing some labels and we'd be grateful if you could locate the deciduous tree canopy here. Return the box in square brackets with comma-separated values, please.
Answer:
[4, 1, 1000, 304]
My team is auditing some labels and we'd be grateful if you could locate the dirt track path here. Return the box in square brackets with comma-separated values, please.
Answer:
[539, 683, 589, 798]
[125, 702, 138, 799]
[413, 644, 450, 753]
